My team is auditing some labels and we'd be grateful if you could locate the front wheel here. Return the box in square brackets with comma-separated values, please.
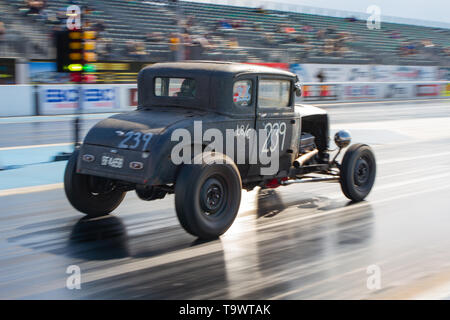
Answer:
[64, 150, 126, 217]
[340, 144, 376, 202]
[175, 152, 242, 239]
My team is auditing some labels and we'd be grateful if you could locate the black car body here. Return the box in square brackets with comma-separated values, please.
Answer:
[65, 61, 376, 239]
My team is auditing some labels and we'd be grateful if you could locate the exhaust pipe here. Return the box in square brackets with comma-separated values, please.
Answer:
[293, 149, 318, 168]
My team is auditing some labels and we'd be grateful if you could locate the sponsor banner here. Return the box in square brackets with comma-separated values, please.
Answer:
[40, 85, 120, 114]
[302, 84, 338, 101]
[342, 84, 380, 100]
[382, 83, 414, 99]
[0, 58, 16, 84]
[437, 67, 450, 81]
[245, 62, 289, 71]
[415, 84, 440, 97]
[290, 64, 438, 82]
[129, 88, 138, 107]
[441, 83, 450, 97]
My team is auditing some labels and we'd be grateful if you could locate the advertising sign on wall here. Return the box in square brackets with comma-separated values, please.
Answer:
[342, 84, 379, 100]
[129, 88, 138, 107]
[40, 85, 120, 114]
[382, 83, 414, 99]
[302, 84, 339, 101]
[415, 84, 440, 97]
[290, 63, 438, 83]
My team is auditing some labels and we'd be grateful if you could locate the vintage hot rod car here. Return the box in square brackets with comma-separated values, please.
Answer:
[64, 61, 376, 239]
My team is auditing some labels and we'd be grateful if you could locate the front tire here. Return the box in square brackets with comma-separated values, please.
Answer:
[64, 150, 126, 217]
[340, 144, 376, 202]
[175, 152, 242, 239]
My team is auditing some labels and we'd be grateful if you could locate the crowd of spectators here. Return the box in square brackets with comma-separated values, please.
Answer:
[0, 0, 448, 64]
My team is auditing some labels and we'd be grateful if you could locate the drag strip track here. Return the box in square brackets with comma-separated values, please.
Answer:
[0, 100, 450, 299]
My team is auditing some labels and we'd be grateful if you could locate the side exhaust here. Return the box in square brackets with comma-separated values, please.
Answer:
[293, 149, 319, 168]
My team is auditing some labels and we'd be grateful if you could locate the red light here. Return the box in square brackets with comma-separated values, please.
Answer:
[70, 72, 83, 83]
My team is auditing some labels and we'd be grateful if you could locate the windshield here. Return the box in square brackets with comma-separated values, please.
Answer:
[154, 77, 196, 98]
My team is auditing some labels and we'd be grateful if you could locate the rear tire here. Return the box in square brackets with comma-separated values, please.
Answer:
[175, 152, 242, 239]
[64, 150, 126, 217]
[340, 144, 376, 202]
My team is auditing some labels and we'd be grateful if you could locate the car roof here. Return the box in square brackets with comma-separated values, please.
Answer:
[144, 61, 295, 78]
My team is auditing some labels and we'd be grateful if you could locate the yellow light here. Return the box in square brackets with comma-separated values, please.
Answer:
[70, 42, 82, 50]
[83, 31, 96, 40]
[84, 41, 96, 51]
[84, 52, 97, 62]
[68, 64, 83, 72]
[70, 53, 82, 60]
[69, 32, 82, 40]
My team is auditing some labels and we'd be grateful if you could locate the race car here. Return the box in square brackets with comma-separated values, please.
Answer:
[64, 61, 376, 239]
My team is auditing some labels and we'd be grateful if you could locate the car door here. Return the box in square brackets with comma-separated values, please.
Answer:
[248, 76, 300, 177]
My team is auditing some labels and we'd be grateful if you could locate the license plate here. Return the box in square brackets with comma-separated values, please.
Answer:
[101, 154, 124, 169]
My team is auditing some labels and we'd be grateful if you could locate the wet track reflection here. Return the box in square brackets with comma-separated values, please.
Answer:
[1, 100, 450, 299]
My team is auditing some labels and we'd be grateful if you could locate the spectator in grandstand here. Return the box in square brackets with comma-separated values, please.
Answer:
[97, 37, 113, 60]
[263, 33, 276, 46]
[25, 0, 46, 16]
[169, 33, 180, 61]
[255, 6, 266, 14]
[316, 29, 326, 41]
[227, 37, 239, 49]
[92, 20, 107, 34]
[231, 20, 245, 29]
[295, 35, 307, 44]
[144, 32, 164, 43]
[301, 25, 314, 33]
[389, 30, 402, 39]
[316, 69, 326, 82]
[0, 20, 5, 54]
[0, 21, 5, 41]
[253, 22, 263, 32]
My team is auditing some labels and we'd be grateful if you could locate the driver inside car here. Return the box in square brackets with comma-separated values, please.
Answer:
[176, 79, 196, 97]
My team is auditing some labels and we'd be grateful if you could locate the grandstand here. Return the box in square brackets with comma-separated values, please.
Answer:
[0, 0, 449, 66]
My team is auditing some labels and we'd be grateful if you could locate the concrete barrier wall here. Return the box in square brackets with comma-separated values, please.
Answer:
[0, 85, 34, 116]
[0, 82, 448, 116]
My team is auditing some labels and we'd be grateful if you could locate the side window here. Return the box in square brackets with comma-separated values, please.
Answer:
[154, 77, 196, 97]
[258, 79, 291, 109]
[233, 80, 253, 107]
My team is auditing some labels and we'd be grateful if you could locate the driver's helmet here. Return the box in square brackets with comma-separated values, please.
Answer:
[178, 78, 196, 97]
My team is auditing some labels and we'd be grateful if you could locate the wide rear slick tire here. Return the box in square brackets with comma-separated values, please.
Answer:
[64, 150, 126, 217]
[175, 153, 242, 239]
[340, 143, 376, 202]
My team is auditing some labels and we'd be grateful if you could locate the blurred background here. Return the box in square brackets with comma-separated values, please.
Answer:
[0, 0, 449, 85]
[0, 0, 450, 300]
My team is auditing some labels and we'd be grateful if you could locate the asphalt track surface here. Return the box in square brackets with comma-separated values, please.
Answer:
[1, 99, 450, 299]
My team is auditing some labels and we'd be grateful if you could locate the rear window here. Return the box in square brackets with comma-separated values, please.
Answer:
[155, 77, 196, 97]
[258, 79, 291, 109]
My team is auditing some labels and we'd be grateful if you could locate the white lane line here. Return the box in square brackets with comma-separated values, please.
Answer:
[0, 143, 74, 151]
[77, 182, 450, 285]
[0, 183, 63, 197]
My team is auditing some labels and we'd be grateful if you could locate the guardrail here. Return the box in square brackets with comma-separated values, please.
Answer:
[0, 81, 448, 117]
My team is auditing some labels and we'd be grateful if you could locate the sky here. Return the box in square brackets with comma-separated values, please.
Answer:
[279, 0, 449, 25]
